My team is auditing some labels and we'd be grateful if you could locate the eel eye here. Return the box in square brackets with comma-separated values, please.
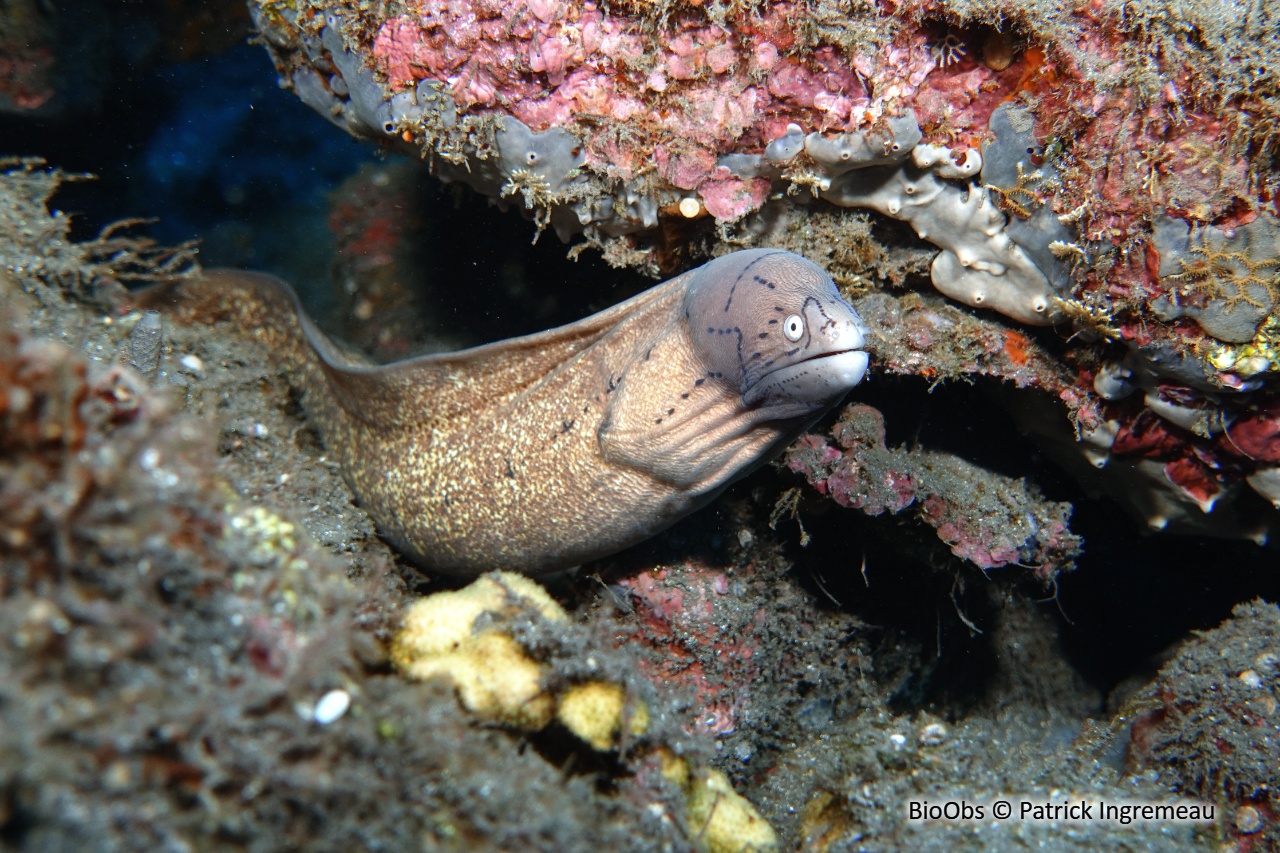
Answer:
[783, 314, 805, 342]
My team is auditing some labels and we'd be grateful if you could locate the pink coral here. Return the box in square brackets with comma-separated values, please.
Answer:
[699, 172, 770, 221]
[368, 0, 892, 204]
[654, 145, 718, 191]
[785, 403, 1081, 576]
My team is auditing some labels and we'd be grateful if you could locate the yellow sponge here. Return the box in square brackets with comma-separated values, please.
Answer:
[392, 572, 566, 729]
[392, 574, 780, 853]
[402, 631, 556, 729]
[685, 768, 780, 853]
[392, 570, 566, 665]
[557, 680, 650, 751]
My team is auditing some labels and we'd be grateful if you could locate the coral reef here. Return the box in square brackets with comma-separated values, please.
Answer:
[325, 160, 434, 359]
[7, 1, 1280, 846]
[243, 0, 1280, 541]
[0, 0, 62, 115]
[0, 0, 249, 118]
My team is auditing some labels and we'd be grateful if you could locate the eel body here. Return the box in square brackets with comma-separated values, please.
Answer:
[147, 249, 870, 575]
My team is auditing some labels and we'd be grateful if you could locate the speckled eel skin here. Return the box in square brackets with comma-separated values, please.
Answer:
[146, 249, 871, 575]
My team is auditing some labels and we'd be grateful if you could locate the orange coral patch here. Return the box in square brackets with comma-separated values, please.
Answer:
[1007, 46, 1057, 101]
[1002, 329, 1031, 366]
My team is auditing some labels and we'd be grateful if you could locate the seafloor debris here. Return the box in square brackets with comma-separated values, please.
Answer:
[1116, 599, 1280, 847]
[248, 0, 1280, 543]
[0, 157, 199, 310]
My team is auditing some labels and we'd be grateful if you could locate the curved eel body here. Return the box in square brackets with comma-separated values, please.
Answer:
[146, 249, 870, 575]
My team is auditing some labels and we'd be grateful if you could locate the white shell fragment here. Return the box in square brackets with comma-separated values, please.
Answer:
[313, 689, 352, 725]
[678, 197, 702, 218]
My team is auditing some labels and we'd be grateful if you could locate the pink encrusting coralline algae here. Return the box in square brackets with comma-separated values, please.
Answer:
[784, 404, 1082, 579]
[371, 0, 876, 173]
[363, 0, 943, 223]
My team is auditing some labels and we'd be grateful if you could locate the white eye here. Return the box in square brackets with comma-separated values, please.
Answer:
[783, 314, 805, 341]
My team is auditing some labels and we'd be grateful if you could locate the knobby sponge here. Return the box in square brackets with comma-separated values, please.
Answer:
[391, 572, 569, 730]
[658, 749, 780, 853]
[557, 680, 650, 751]
[819, 140, 1060, 325]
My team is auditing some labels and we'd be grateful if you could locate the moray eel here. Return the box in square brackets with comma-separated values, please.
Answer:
[146, 249, 870, 576]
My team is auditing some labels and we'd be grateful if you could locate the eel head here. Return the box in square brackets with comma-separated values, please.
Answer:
[684, 249, 871, 419]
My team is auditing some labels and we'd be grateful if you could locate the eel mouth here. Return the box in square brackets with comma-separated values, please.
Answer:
[791, 347, 870, 388]
[744, 347, 870, 407]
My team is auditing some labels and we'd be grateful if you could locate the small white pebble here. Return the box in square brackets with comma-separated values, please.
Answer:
[103, 760, 132, 791]
[179, 353, 204, 373]
[233, 421, 269, 438]
[889, 732, 907, 749]
[1239, 669, 1263, 689]
[918, 722, 948, 747]
[1236, 804, 1261, 834]
[313, 689, 351, 725]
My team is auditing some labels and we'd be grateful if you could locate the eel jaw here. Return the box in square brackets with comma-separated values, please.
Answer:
[743, 347, 870, 410]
